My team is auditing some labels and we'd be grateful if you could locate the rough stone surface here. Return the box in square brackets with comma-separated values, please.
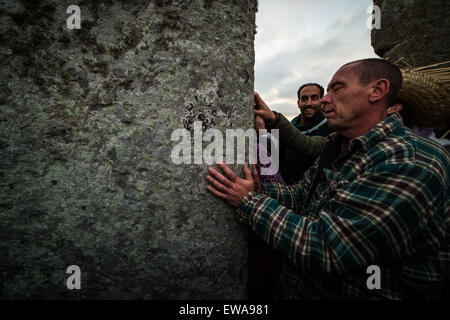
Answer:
[0, 0, 256, 299]
[371, 0, 450, 67]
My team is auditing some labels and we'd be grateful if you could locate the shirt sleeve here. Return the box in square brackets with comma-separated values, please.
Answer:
[238, 164, 447, 275]
[272, 111, 326, 157]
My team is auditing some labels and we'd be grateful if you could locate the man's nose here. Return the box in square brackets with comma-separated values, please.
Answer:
[320, 93, 330, 105]
[305, 98, 313, 105]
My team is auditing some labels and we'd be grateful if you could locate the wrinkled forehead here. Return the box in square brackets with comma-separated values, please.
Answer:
[327, 63, 360, 88]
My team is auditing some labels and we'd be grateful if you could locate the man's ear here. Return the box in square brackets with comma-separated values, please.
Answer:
[368, 79, 390, 103]
[297, 100, 301, 108]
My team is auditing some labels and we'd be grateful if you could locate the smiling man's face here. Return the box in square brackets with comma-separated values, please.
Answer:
[297, 85, 322, 123]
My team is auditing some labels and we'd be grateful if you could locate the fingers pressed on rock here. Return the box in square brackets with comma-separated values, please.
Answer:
[206, 175, 229, 192]
[218, 163, 238, 182]
[207, 185, 227, 199]
[243, 164, 252, 180]
[208, 167, 232, 187]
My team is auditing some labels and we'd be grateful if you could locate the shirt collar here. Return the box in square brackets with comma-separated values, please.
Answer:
[325, 112, 404, 154]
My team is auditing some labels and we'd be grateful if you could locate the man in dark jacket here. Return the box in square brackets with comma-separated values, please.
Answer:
[279, 83, 333, 184]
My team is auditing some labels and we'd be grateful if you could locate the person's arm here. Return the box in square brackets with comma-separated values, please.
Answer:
[252, 160, 318, 213]
[238, 164, 446, 274]
[272, 111, 326, 156]
[207, 163, 312, 219]
[252, 179, 309, 214]
[253, 92, 326, 157]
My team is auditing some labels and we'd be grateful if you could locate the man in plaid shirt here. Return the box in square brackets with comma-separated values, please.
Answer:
[206, 59, 449, 299]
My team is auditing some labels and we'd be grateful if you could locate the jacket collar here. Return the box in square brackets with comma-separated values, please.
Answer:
[291, 111, 326, 131]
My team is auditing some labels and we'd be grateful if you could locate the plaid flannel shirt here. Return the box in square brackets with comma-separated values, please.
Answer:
[238, 113, 450, 299]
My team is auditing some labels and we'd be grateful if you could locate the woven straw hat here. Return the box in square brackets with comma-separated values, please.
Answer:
[396, 60, 450, 127]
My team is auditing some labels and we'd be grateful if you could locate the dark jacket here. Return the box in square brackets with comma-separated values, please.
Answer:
[279, 111, 332, 184]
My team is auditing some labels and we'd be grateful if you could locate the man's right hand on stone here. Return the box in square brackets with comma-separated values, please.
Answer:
[254, 92, 277, 125]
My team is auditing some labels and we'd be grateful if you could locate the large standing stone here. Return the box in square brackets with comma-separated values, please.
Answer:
[0, 0, 256, 299]
[371, 0, 450, 130]
[371, 0, 450, 67]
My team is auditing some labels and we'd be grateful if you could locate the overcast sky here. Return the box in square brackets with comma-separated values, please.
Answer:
[254, 0, 379, 119]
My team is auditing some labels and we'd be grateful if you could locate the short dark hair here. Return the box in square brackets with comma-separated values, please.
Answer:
[297, 83, 324, 100]
[342, 58, 403, 106]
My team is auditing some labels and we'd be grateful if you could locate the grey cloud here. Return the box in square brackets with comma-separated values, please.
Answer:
[255, 0, 378, 117]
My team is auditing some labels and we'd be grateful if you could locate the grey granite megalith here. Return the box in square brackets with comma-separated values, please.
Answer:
[370, 0, 450, 131]
[371, 0, 450, 67]
[0, 0, 257, 299]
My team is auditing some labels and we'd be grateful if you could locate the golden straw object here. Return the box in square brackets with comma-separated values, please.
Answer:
[398, 61, 450, 127]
